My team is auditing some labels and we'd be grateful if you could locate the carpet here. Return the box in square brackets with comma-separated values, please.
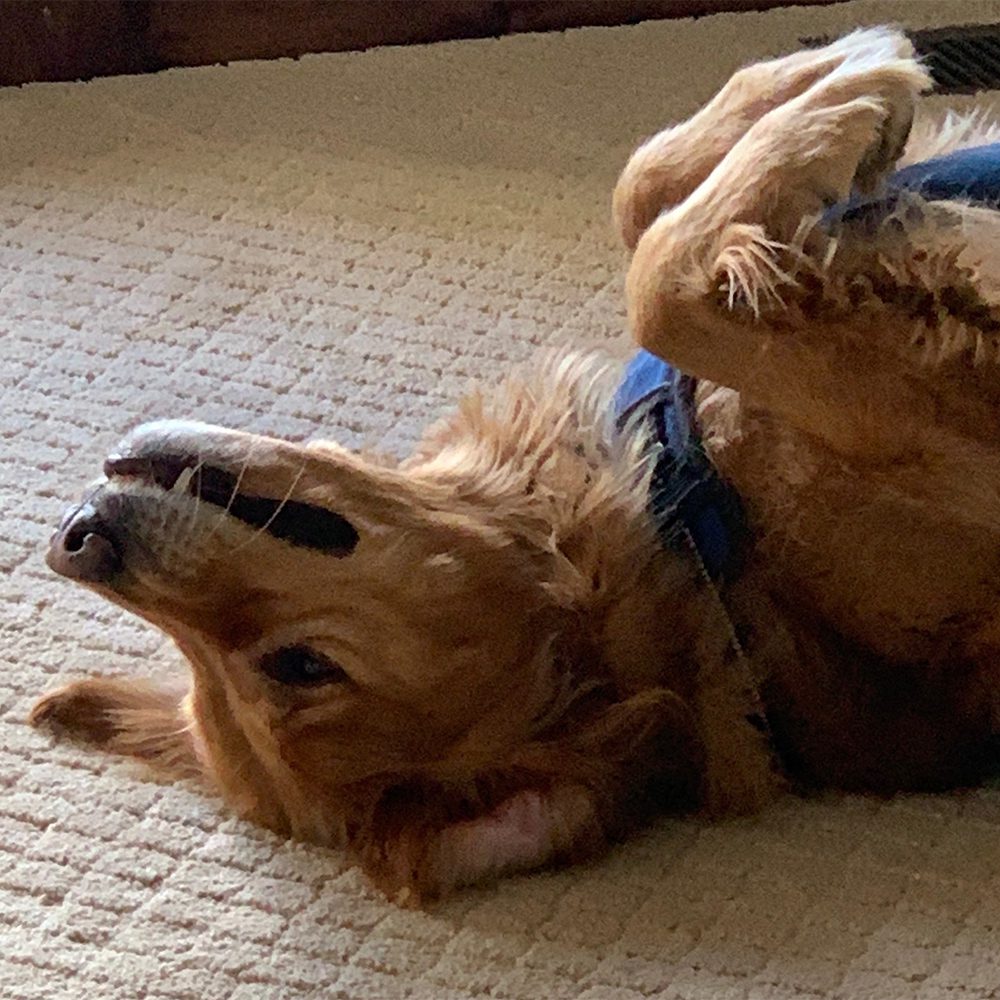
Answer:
[4, 1, 1000, 997]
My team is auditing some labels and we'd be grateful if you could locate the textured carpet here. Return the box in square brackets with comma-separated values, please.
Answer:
[5, 1, 1000, 997]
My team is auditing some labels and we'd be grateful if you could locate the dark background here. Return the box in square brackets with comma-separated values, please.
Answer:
[0, 1, 839, 86]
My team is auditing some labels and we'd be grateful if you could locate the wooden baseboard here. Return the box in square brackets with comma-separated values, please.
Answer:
[0, 0, 839, 86]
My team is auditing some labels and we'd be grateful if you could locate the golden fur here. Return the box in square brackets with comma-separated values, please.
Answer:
[31, 29, 1000, 905]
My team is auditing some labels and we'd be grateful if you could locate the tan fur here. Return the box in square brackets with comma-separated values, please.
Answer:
[31, 28, 1000, 904]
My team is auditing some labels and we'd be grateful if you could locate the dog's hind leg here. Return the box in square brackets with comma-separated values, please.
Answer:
[614, 26, 917, 249]
[30, 678, 201, 779]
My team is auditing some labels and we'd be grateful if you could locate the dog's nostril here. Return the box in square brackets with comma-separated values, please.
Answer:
[63, 525, 89, 553]
[47, 505, 123, 584]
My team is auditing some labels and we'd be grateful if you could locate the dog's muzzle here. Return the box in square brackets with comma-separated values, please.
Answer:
[46, 420, 360, 585]
[47, 429, 213, 585]
[47, 453, 196, 584]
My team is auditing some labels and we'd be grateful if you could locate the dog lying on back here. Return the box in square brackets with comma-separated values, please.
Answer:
[31, 28, 1000, 905]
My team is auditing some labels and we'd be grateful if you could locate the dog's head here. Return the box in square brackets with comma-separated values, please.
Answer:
[47, 355, 703, 897]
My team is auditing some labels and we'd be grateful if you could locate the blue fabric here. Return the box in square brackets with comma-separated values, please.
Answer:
[615, 351, 746, 583]
[889, 141, 1000, 204]
[620, 142, 1000, 583]
[826, 141, 1000, 228]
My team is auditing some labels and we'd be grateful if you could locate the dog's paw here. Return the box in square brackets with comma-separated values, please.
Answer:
[30, 680, 127, 746]
[614, 28, 922, 250]
[729, 28, 927, 219]
[812, 39, 929, 186]
[702, 730, 788, 818]
[703, 754, 787, 819]
[831, 40, 930, 193]
[732, 26, 916, 125]
[728, 40, 931, 244]
[356, 831, 435, 909]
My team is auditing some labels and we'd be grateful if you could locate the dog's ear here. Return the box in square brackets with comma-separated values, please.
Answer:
[346, 777, 599, 906]
[555, 687, 705, 816]
[345, 688, 703, 904]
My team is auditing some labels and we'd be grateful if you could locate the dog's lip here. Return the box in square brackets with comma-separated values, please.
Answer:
[104, 454, 194, 492]
[104, 454, 240, 508]
[101, 447, 359, 556]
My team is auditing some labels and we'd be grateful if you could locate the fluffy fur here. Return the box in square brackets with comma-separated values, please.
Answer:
[31, 28, 1000, 905]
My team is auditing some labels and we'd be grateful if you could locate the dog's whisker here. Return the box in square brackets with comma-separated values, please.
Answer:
[191, 450, 204, 534]
[206, 456, 249, 543]
[177, 454, 206, 556]
[226, 456, 308, 557]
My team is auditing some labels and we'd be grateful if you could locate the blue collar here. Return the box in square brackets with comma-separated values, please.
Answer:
[615, 350, 747, 583]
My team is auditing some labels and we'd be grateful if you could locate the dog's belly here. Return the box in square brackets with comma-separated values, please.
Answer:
[708, 412, 1000, 664]
[706, 409, 1000, 789]
[756, 617, 1000, 792]
[766, 496, 998, 662]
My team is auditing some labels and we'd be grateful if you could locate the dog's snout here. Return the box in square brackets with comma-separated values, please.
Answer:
[113, 420, 244, 465]
[47, 502, 123, 583]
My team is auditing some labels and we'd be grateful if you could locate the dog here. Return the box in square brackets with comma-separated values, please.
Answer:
[30, 28, 1000, 905]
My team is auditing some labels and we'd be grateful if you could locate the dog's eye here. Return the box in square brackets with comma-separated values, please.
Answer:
[258, 645, 348, 687]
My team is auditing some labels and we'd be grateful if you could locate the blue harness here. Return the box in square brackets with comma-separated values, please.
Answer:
[614, 353, 746, 582]
[617, 142, 1000, 580]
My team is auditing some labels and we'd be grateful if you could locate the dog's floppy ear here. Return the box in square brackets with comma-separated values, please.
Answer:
[345, 688, 703, 905]
[556, 686, 705, 812]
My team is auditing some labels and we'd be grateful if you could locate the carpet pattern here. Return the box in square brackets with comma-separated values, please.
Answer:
[5, 1, 1000, 997]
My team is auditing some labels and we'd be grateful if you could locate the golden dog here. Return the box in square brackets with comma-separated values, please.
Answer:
[31, 28, 1000, 905]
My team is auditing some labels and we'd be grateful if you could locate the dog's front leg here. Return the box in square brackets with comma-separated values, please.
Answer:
[623, 48, 1000, 530]
[625, 46, 934, 460]
[30, 678, 201, 778]
[614, 27, 917, 249]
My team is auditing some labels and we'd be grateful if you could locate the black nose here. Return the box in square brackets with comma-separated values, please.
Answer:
[47, 502, 123, 583]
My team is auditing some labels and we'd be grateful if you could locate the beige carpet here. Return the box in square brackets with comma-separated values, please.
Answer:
[5, 1, 1000, 997]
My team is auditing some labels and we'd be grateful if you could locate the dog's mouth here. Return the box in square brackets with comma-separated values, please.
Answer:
[48, 448, 360, 586]
[105, 454, 243, 509]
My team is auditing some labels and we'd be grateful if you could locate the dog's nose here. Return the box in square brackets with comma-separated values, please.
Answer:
[47, 501, 123, 583]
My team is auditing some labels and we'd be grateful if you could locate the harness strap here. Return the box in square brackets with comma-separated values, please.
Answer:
[614, 350, 746, 583]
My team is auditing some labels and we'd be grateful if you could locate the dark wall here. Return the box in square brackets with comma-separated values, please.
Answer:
[0, 1, 839, 86]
